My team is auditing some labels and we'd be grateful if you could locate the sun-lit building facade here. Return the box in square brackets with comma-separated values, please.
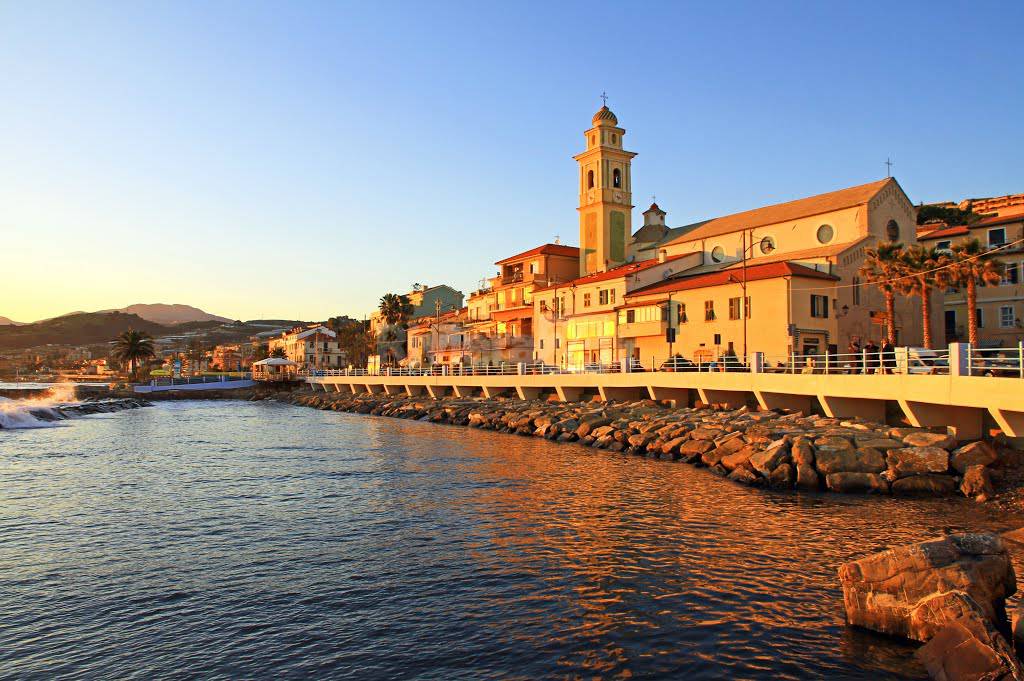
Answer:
[918, 195, 1024, 346]
[531, 105, 938, 370]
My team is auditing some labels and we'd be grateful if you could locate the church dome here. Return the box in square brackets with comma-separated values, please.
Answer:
[592, 106, 618, 126]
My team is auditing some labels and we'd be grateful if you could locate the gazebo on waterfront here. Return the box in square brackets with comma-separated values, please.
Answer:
[252, 357, 299, 382]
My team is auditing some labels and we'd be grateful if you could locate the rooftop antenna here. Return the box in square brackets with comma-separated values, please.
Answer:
[651, 194, 656, 204]
[554, 234, 560, 244]
[885, 157, 894, 178]
[600, 91, 608, 107]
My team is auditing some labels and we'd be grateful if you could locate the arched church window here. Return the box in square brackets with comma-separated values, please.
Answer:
[886, 219, 900, 242]
[613, 168, 621, 188]
[587, 170, 595, 189]
[611, 134, 617, 144]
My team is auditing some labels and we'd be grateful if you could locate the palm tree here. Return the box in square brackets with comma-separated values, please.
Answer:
[898, 245, 944, 349]
[936, 239, 1004, 346]
[113, 329, 155, 380]
[378, 293, 413, 327]
[859, 242, 905, 344]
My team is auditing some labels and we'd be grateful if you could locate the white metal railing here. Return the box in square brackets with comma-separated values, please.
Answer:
[148, 373, 252, 386]
[304, 344, 1022, 382]
[967, 343, 1024, 378]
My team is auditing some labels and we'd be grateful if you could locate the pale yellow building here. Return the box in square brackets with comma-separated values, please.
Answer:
[918, 196, 1024, 347]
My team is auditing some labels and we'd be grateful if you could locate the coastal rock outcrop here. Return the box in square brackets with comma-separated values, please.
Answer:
[838, 533, 1016, 642]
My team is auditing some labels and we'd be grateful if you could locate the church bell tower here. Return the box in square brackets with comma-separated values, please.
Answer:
[574, 98, 636, 276]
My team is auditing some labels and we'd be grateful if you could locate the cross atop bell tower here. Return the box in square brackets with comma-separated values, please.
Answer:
[573, 98, 637, 276]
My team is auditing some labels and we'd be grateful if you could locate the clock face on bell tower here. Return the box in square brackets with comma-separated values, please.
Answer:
[573, 101, 637, 276]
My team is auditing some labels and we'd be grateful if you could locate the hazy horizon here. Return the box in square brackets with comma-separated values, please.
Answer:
[3, 1, 1022, 323]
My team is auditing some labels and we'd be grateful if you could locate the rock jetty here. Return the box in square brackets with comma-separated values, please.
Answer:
[0, 397, 152, 427]
[840, 533, 1024, 680]
[273, 390, 1012, 500]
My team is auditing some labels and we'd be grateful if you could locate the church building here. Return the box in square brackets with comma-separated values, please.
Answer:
[532, 103, 939, 369]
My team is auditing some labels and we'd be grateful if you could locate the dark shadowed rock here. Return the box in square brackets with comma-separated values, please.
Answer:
[838, 533, 1016, 642]
[768, 463, 795, 489]
[961, 465, 995, 501]
[727, 466, 760, 486]
[826, 472, 889, 494]
[891, 474, 958, 496]
[791, 438, 815, 466]
[796, 463, 820, 491]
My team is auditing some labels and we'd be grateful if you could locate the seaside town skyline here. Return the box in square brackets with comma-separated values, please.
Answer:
[3, 2, 1022, 323]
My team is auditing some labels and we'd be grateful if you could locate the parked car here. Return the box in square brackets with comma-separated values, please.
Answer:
[660, 356, 697, 372]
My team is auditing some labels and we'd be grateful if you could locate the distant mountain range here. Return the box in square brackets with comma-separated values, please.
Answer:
[0, 303, 232, 326]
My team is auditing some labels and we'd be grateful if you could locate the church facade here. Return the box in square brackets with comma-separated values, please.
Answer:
[531, 104, 939, 369]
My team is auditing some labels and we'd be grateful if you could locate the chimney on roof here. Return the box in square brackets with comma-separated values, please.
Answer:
[657, 249, 667, 264]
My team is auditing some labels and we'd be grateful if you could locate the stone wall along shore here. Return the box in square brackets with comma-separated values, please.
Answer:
[272, 389, 1013, 500]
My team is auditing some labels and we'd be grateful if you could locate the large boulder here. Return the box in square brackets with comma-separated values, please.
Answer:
[720, 445, 757, 471]
[749, 439, 791, 476]
[951, 441, 999, 474]
[891, 474, 958, 496]
[791, 438, 815, 466]
[886, 446, 950, 479]
[961, 465, 996, 502]
[795, 463, 820, 491]
[917, 608, 1024, 681]
[826, 472, 889, 494]
[816, 448, 887, 475]
[838, 533, 1016, 642]
[902, 431, 957, 450]
[768, 463, 795, 489]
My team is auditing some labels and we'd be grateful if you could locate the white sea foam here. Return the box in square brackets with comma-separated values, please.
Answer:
[0, 387, 79, 429]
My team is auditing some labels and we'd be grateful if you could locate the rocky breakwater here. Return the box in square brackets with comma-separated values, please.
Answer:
[840, 533, 1024, 680]
[0, 397, 152, 428]
[276, 390, 1014, 500]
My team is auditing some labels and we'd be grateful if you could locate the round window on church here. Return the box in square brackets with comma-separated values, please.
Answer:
[817, 224, 834, 244]
[711, 246, 725, 263]
[759, 236, 775, 255]
[886, 219, 900, 242]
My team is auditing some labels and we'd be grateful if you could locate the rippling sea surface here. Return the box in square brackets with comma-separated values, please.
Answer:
[2, 400, 1022, 680]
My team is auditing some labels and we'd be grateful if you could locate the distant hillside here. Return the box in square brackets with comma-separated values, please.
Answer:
[100, 303, 232, 325]
[0, 312, 173, 350]
[0, 316, 23, 326]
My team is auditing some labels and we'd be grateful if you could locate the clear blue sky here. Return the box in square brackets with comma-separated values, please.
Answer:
[2, 1, 1021, 323]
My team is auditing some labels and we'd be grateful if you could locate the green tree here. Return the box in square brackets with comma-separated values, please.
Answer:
[333, 318, 373, 368]
[378, 293, 413, 327]
[936, 239, 1004, 346]
[898, 245, 944, 349]
[112, 329, 156, 380]
[270, 347, 287, 359]
[859, 242, 905, 344]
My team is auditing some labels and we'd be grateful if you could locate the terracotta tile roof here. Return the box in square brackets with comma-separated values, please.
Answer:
[626, 262, 838, 299]
[973, 213, 1024, 227]
[533, 253, 695, 291]
[495, 243, 580, 265]
[662, 178, 896, 247]
[918, 225, 970, 240]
